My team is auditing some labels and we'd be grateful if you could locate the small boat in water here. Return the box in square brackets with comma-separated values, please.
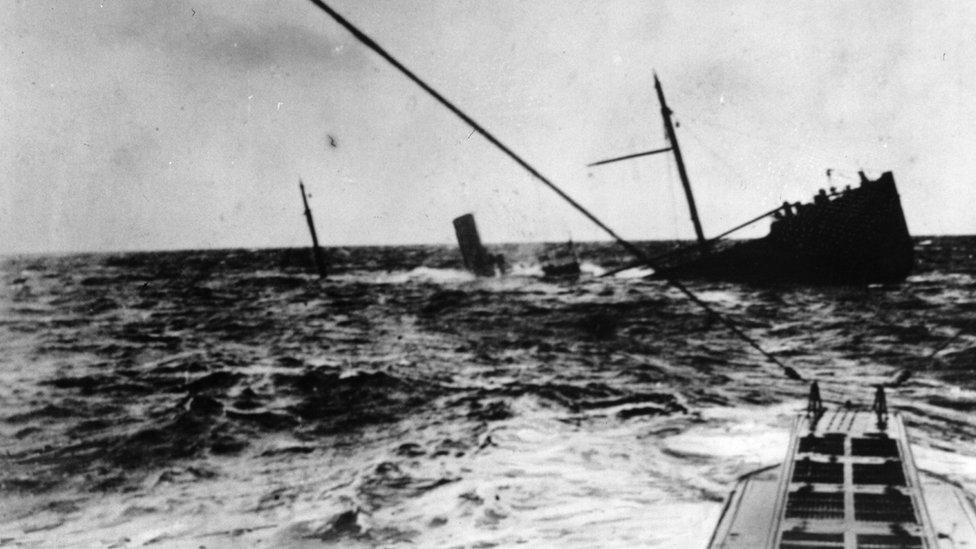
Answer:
[709, 384, 976, 548]
[540, 240, 582, 280]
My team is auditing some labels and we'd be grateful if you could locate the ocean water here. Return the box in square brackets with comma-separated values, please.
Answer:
[1, 237, 975, 548]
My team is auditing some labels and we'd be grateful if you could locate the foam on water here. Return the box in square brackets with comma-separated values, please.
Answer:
[579, 261, 606, 277]
[508, 262, 544, 277]
[612, 266, 656, 279]
[334, 266, 478, 285]
[1, 237, 975, 547]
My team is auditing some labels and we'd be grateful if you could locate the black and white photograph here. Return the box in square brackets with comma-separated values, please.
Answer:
[2, 2, 975, 547]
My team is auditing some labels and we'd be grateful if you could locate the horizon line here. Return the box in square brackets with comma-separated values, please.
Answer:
[2, 233, 973, 259]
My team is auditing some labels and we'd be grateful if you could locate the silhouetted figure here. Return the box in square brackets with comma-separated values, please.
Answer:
[771, 210, 784, 235]
[815, 189, 828, 205]
[782, 201, 794, 217]
[795, 202, 808, 218]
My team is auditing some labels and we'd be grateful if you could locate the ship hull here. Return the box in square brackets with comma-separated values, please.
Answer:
[658, 172, 914, 285]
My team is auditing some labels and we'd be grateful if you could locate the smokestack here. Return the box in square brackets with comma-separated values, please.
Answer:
[452, 213, 495, 277]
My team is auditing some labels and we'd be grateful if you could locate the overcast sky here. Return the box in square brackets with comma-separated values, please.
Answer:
[3, 1, 975, 254]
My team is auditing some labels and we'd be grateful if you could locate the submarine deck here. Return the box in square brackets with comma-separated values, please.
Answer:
[708, 409, 976, 549]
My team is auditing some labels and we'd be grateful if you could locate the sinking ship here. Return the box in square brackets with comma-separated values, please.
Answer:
[655, 171, 915, 285]
[710, 384, 976, 548]
[594, 76, 915, 285]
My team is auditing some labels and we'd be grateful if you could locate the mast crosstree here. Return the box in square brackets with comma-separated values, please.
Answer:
[586, 74, 707, 251]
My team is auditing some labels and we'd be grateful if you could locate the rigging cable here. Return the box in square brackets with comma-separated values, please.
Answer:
[307, 0, 801, 381]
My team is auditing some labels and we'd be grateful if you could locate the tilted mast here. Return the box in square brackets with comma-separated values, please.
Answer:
[299, 179, 328, 278]
[653, 74, 706, 249]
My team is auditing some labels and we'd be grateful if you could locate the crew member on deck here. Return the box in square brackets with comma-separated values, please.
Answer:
[771, 210, 784, 235]
[815, 189, 828, 205]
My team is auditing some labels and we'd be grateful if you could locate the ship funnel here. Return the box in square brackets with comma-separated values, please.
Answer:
[452, 213, 496, 277]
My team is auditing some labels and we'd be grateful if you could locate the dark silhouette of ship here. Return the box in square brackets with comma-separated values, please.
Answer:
[593, 76, 914, 285]
[657, 171, 914, 284]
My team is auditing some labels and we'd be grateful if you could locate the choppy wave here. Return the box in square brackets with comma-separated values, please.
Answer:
[1, 237, 975, 547]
